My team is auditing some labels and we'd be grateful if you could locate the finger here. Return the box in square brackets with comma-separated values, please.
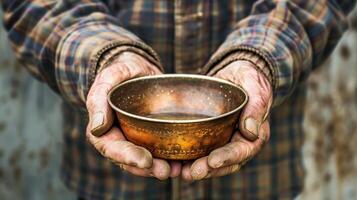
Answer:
[86, 64, 145, 136]
[115, 51, 163, 75]
[207, 130, 267, 169]
[257, 120, 270, 142]
[169, 161, 182, 178]
[181, 161, 194, 181]
[215, 62, 272, 141]
[190, 156, 210, 180]
[119, 158, 171, 180]
[117, 163, 152, 177]
[151, 159, 171, 180]
[86, 81, 114, 136]
[87, 126, 153, 168]
[86, 55, 161, 136]
[179, 157, 211, 181]
[207, 164, 241, 178]
[183, 159, 242, 181]
[238, 67, 272, 141]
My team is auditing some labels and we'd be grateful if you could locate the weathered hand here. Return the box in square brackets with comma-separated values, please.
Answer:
[86, 52, 181, 180]
[182, 60, 273, 180]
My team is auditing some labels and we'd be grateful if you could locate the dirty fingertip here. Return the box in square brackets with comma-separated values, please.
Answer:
[153, 159, 170, 180]
[207, 152, 224, 169]
[133, 146, 153, 169]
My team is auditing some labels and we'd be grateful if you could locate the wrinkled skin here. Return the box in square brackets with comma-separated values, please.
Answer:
[86, 53, 272, 181]
[181, 60, 273, 181]
[86, 52, 181, 180]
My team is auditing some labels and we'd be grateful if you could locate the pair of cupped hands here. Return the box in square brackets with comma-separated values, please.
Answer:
[86, 52, 272, 180]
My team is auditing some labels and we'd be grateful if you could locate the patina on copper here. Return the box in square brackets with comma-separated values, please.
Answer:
[108, 74, 248, 160]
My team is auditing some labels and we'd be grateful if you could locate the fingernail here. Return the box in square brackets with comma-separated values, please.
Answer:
[244, 118, 259, 139]
[91, 112, 104, 136]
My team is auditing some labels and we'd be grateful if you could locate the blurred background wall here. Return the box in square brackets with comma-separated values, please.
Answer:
[0, 7, 356, 200]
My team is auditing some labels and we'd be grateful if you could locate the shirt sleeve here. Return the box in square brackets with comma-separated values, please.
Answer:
[1, 0, 161, 107]
[205, 0, 356, 106]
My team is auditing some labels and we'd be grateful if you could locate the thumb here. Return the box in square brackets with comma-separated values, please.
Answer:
[86, 52, 161, 136]
[238, 67, 272, 141]
[86, 81, 114, 137]
[86, 63, 129, 137]
[214, 61, 273, 141]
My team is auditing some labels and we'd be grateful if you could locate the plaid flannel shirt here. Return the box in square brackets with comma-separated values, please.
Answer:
[2, 0, 355, 199]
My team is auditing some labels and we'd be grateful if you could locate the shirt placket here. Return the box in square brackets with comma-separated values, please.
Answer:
[172, 1, 204, 199]
[171, 0, 203, 200]
[174, 0, 204, 74]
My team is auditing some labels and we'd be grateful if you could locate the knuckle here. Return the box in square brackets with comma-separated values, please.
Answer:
[90, 138, 109, 158]
[230, 164, 241, 173]
[86, 98, 95, 109]
[94, 81, 113, 90]
[85, 126, 95, 144]
[85, 131, 91, 142]
[95, 141, 113, 161]
[230, 145, 241, 160]
[215, 70, 228, 80]
[86, 99, 101, 113]
[86, 93, 108, 112]
[120, 142, 134, 155]
[89, 82, 112, 98]
[115, 62, 131, 74]
[100, 145, 108, 157]
[111, 159, 126, 170]
[246, 145, 255, 157]
[114, 142, 135, 162]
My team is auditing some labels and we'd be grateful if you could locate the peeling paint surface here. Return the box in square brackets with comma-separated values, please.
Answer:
[300, 9, 357, 200]
[0, 7, 357, 200]
[0, 10, 75, 200]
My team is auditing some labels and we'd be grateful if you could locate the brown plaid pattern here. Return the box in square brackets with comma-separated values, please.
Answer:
[2, 0, 355, 199]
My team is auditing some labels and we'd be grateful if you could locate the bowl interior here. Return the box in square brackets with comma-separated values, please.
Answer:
[109, 75, 246, 121]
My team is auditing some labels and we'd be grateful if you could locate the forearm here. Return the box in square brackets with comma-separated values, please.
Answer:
[2, 0, 161, 107]
[205, 0, 356, 105]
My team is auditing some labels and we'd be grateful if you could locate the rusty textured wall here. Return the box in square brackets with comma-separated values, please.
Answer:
[0, 10, 75, 200]
[0, 7, 356, 200]
[300, 8, 357, 200]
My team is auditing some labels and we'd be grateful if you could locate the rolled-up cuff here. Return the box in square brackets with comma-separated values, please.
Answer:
[206, 48, 274, 86]
[92, 43, 163, 79]
[56, 21, 162, 107]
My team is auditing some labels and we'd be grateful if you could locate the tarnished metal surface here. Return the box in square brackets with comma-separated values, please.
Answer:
[109, 75, 247, 160]
[0, 7, 356, 200]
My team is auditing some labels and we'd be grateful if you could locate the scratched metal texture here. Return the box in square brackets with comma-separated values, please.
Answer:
[0, 7, 356, 200]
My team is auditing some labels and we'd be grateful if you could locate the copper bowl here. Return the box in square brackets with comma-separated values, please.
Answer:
[108, 74, 248, 160]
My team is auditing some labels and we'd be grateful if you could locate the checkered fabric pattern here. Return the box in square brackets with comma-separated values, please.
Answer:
[2, 0, 355, 199]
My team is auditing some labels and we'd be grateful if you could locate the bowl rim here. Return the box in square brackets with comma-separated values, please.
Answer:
[107, 74, 248, 124]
